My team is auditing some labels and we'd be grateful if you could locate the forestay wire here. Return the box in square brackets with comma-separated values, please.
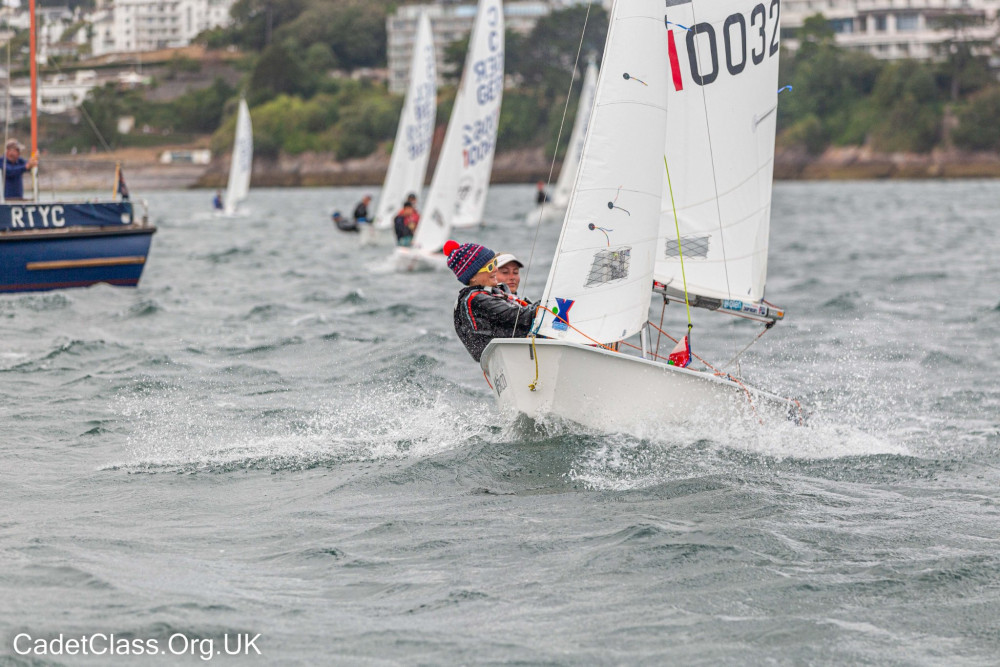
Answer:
[662, 155, 692, 336]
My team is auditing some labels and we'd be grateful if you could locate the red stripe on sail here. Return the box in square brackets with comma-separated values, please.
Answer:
[668, 30, 683, 91]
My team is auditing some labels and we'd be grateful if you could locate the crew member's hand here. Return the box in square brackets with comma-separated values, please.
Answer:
[26, 156, 38, 169]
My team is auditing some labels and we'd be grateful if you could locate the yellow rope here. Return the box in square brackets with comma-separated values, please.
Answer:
[663, 155, 692, 329]
[528, 335, 540, 391]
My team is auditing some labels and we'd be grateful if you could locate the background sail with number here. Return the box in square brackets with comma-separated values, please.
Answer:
[532, 2, 669, 344]
[375, 13, 437, 230]
[224, 98, 253, 216]
[412, 0, 503, 249]
[655, 0, 781, 305]
[551, 58, 598, 209]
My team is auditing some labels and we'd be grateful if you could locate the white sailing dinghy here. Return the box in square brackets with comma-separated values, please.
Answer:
[364, 12, 437, 246]
[480, 0, 800, 433]
[223, 98, 253, 216]
[526, 58, 598, 227]
[394, 0, 503, 270]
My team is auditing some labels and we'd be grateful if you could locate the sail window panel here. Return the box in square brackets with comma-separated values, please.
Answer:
[665, 235, 711, 259]
[585, 247, 632, 288]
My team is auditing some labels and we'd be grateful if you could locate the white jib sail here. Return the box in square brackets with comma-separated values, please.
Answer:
[375, 13, 437, 230]
[534, 1, 670, 345]
[551, 58, 598, 209]
[224, 98, 253, 216]
[413, 0, 503, 247]
[656, 0, 781, 302]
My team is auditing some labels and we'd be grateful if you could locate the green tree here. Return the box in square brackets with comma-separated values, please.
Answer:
[304, 42, 337, 73]
[276, 1, 386, 69]
[171, 78, 237, 132]
[227, 0, 309, 50]
[248, 40, 315, 105]
[508, 6, 608, 100]
[930, 13, 993, 100]
[79, 84, 130, 148]
[952, 86, 1000, 150]
[778, 13, 886, 150]
[869, 61, 941, 152]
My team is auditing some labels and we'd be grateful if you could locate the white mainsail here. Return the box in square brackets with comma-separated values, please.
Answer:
[375, 13, 437, 230]
[656, 0, 781, 303]
[551, 58, 598, 209]
[224, 98, 253, 216]
[534, 1, 670, 345]
[413, 0, 503, 248]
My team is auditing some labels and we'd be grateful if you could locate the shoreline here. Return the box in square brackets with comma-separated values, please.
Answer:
[33, 145, 1000, 192]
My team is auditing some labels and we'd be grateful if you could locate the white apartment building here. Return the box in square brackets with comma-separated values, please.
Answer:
[90, 0, 236, 57]
[390, 1, 604, 93]
[3, 70, 98, 120]
[783, 0, 1000, 60]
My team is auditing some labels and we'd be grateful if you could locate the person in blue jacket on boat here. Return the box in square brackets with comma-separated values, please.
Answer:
[2, 140, 38, 200]
[446, 240, 537, 363]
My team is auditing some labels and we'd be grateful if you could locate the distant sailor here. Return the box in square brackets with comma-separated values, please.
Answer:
[332, 210, 357, 232]
[534, 180, 549, 205]
[2, 140, 38, 200]
[446, 240, 537, 363]
[393, 201, 418, 246]
[353, 195, 372, 227]
[405, 192, 420, 226]
[212, 190, 223, 210]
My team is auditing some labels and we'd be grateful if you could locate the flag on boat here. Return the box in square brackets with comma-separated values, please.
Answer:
[668, 335, 690, 368]
[114, 162, 130, 200]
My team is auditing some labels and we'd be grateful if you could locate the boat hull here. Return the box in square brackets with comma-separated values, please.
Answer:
[0, 225, 156, 293]
[359, 224, 386, 247]
[392, 246, 448, 272]
[480, 338, 800, 433]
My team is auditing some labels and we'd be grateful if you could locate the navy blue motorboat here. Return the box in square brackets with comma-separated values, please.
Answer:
[0, 0, 155, 294]
[0, 200, 155, 293]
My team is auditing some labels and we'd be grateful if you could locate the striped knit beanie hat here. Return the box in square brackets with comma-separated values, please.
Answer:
[444, 240, 496, 285]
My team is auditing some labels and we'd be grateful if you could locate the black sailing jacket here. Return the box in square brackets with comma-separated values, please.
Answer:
[453, 285, 536, 362]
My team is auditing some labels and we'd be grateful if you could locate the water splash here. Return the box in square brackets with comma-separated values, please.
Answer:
[110, 379, 492, 473]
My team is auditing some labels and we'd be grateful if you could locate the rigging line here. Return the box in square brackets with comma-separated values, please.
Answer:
[39, 44, 113, 152]
[663, 155, 691, 328]
[682, 7, 734, 300]
[513, 0, 593, 337]
[655, 297, 666, 356]
[720, 324, 772, 371]
[78, 98, 113, 153]
[2, 40, 9, 203]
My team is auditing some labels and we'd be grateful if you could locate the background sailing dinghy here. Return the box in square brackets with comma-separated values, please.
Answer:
[394, 0, 503, 271]
[221, 98, 253, 217]
[480, 0, 801, 434]
[525, 59, 598, 227]
[0, 0, 154, 293]
[364, 12, 437, 247]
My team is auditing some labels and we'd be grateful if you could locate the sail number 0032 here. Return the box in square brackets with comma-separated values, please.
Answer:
[679, 0, 780, 86]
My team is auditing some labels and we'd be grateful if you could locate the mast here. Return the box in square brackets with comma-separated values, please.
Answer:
[29, 0, 38, 199]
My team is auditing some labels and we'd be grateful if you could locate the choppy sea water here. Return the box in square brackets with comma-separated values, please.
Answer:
[1, 182, 998, 665]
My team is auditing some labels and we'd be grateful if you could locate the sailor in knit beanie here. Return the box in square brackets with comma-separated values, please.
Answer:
[444, 240, 496, 285]
[446, 239, 537, 362]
